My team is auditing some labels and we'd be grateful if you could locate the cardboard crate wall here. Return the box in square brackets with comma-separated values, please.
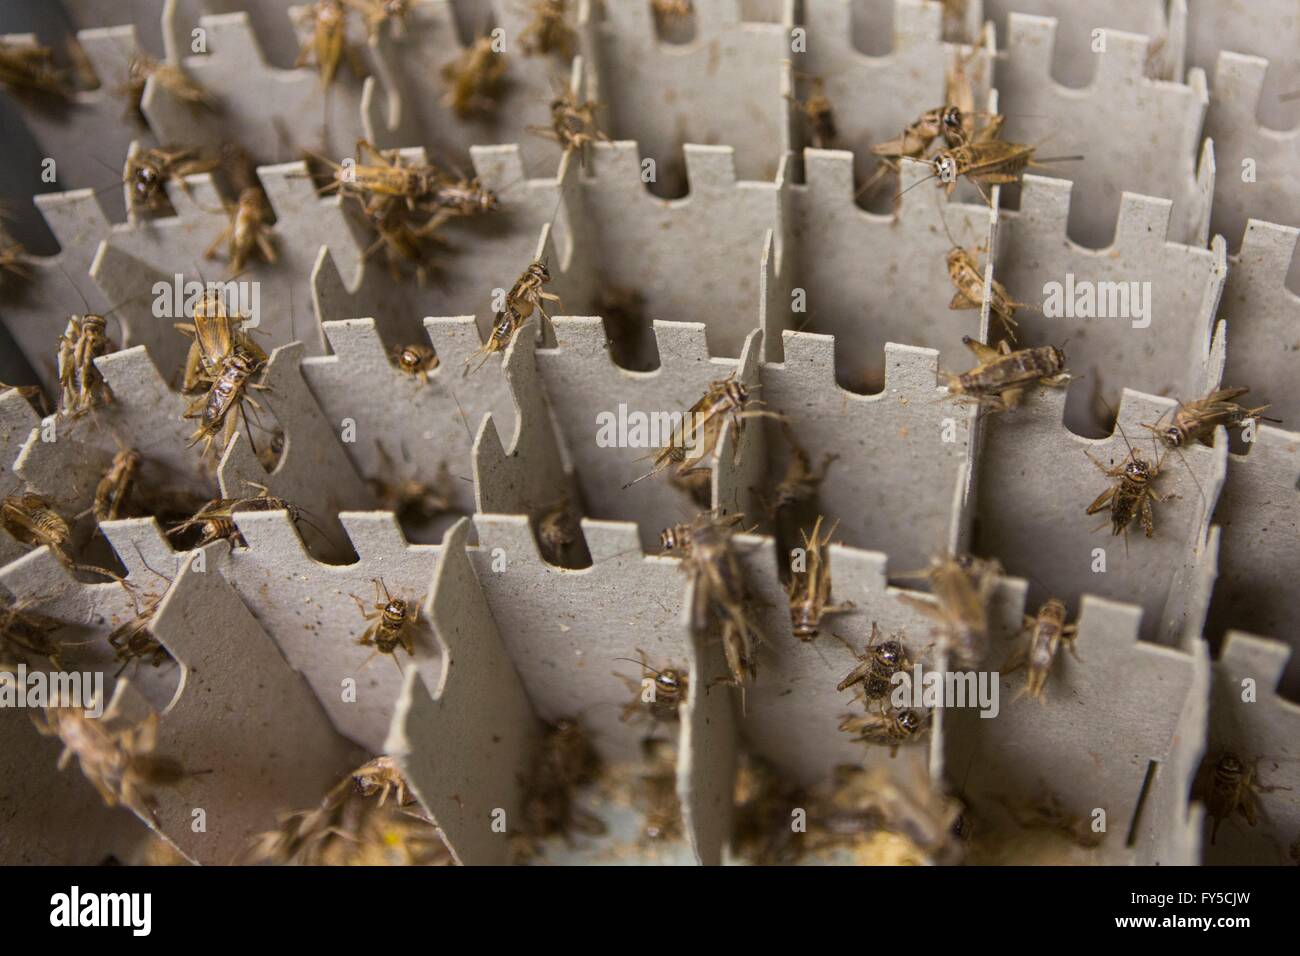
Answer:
[0, 0, 1296, 866]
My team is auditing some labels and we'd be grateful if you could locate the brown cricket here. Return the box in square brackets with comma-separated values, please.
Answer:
[786, 515, 855, 641]
[897, 552, 1000, 666]
[836, 622, 912, 705]
[205, 188, 277, 276]
[342, 0, 413, 39]
[295, 0, 363, 87]
[91, 448, 142, 522]
[790, 75, 837, 149]
[1, 597, 64, 669]
[838, 706, 929, 757]
[925, 140, 1080, 204]
[945, 336, 1069, 412]
[441, 35, 507, 118]
[33, 702, 184, 824]
[1084, 426, 1172, 540]
[183, 348, 270, 460]
[1143, 387, 1278, 449]
[520, 0, 575, 58]
[675, 511, 761, 699]
[168, 484, 309, 549]
[945, 246, 1028, 342]
[614, 648, 688, 725]
[175, 288, 268, 394]
[124, 146, 219, 212]
[1197, 752, 1291, 845]
[119, 50, 216, 121]
[529, 91, 610, 167]
[1012, 597, 1079, 703]
[57, 313, 116, 418]
[393, 343, 439, 383]
[351, 577, 421, 674]
[0, 39, 70, 98]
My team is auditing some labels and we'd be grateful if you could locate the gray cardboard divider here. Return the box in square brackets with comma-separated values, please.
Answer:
[972, 385, 1226, 648]
[386, 518, 542, 866]
[535, 319, 752, 553]
[677, 573, 738, 866]
[943, 594, 1204, 864]
[465, 508, 721, 846]
[580, 0, 789, 192]
[712, 329, 767, 524]
[1142, 635, 1209, 866]
[995, 15, 1210, 249]
[0, 25, 150, 225]
[1204, 53, 1300, 254]
[214, 508, 442, 754]
[980, 0, 1177, 84]
[215, 341, 376, 560]
[758, 330, 973, 573]
[769, 152, 995, 388]
[62, 0, 173, 59]
[0, 389, 38, 467]
[470, 314, 573, 521]
[1205, 424, 1300, 696]
[140, 548, 363, 863]
[1216, 221, 1300, 427]
[1204, 631, 1300, 865]
[990, 174, 1226, 436]
[568, 141, 779, 363]
[790, 0, 994, 193]
[730, 533, 940, 787]
[1186, 0, 1300, 130]
[359, 0, 565, 177]
[144, 9, 370, 162]
[301, 315, 516, 521]
[0, 702, 148, 864]
[467, 513, 688, 764]
[0, 518, 186, 714]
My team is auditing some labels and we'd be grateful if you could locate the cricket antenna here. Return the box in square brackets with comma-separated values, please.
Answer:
[55, 262, 140, 322]
[449, 386, 475, 445]
[55, 262, 91, 315]
[612, 657, 665, 678]
[131, 541, 172, 586]
[893, 167, 939, 202]
[931, 185, 960, 249]
[1111, 410, 1138, 460]
[1095, 392, 1127, 449]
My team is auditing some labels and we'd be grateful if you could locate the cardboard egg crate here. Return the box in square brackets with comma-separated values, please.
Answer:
[0, 0, 1296, 866]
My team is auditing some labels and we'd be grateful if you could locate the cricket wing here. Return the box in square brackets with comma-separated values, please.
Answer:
[1085, 486, 1115, 515]
[962, 337, 1002, 363]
